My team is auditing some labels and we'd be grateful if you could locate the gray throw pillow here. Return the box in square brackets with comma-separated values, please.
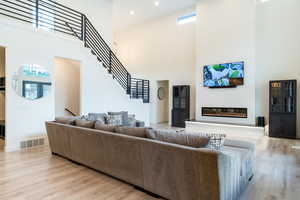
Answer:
[146, 129, 210, 148]
[108, 111, 129, 126]
[88, 113, 107, 122]
[55, 116, 79, 125]
[106, 114, 123, 126]
[115, 127, 148, 138]
[94, 121, 116, 132]
[128, 114, 136, 127]
[75, 119, 95, 129]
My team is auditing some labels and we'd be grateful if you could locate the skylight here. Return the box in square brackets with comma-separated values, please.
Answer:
[177, 12, 197, 25]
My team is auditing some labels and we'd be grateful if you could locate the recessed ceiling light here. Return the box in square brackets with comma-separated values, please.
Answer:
[154, 1, 160, 6]
[129, 11, 135, 15]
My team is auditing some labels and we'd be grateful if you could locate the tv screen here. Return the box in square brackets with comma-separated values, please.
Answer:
[203, 61, 244, 87]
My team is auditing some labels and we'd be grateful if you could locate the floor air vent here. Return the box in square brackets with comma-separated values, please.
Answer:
[20, 137, 46, 149]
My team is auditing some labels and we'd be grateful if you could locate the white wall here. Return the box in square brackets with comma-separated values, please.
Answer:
[0, 2, 150, 152]
[61, 0, 113, 45]
[54, 58, 81, 117]
[195, 0, 256, 125]
[255, 0, 300, 137]
[0, 47, 5, 121]
[114, 8, 196, 124]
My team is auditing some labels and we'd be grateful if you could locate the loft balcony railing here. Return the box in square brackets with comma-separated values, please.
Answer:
[0, 0, 150, 103]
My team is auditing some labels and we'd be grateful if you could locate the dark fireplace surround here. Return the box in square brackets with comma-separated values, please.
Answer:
[202, 107, 248, 118]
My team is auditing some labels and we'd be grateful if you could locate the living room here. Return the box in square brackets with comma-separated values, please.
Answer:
[0, 0, 299, 200]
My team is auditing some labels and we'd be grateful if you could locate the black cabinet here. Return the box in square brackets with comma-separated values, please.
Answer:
[172, 85, 190, 128]
[269, 80, 297, 139]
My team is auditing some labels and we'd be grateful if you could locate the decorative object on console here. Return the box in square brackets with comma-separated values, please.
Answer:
[202, 107, 248, 118]
[203, 61, 244, 88]
[269, 80, 297, 139]
[205, 133, 226, 150]
[172, 85, 190, 128]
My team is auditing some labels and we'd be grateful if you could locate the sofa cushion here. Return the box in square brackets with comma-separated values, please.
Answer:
[75, 119, 95, 129]
[146, 129, 210, 148]
[88, 113, 107, 122]
[108, 111, 128, 126]
[55, 116, 79, 125]
[183, 131, 226, 150]
[94, 121, 116, 132]
[115, 127, 148, 138]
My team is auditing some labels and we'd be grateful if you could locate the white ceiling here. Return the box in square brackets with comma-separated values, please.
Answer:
[113, 0, 197, 31]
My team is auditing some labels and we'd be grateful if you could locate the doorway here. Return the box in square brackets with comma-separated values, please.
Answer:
[54, 57, 81, 117]
[156, 80, 169, 124]
[0, 46, 5, 151]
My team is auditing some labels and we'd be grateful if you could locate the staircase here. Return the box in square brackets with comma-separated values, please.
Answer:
[0, 0, 150, 103]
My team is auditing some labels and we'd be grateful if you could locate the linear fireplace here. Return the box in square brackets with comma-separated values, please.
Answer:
[202, 107, 248, 118]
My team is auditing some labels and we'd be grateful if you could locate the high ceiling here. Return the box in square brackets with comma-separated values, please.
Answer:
[113, 0, 197, 31]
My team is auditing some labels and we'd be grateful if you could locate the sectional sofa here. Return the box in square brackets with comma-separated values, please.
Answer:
[46, 120, 255, 200]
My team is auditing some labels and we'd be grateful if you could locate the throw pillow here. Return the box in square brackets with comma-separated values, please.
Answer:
[128, 114, 136, 127]
[115, 127, 148, 138]
[94, 121, 116, 132]
[88, 113, 107, 122]
[106, 114, 123, 126]
[146, 129, 210, 148]
[55, 116, 79, 125]
[108, 111, 128, 126]
[75, 119, 95, 129]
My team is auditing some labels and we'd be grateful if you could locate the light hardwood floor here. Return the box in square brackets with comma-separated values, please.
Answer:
[0, 137, 299, 200]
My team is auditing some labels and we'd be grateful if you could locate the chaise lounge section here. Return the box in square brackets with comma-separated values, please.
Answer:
[46, 121, 255, 200]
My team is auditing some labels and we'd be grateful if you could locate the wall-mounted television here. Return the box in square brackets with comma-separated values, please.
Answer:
[203, 61, 244, 88]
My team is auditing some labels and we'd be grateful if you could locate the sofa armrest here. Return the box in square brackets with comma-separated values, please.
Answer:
[217, 146, 255, 200]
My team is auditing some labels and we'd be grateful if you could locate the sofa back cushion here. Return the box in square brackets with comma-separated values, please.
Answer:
[115, 127, 148, 138]
[75, 119, 95, 129]
[146, 129, 210, 148]
[94, 120, 116, 132]
[55, 116, 79, 125]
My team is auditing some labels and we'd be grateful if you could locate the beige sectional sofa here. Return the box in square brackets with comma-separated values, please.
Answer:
[46, 121, 255, 200]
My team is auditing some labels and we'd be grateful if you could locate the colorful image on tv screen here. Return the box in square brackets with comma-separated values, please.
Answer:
[203, 61, 244, 87]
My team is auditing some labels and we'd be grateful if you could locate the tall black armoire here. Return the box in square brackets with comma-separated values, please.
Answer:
[172, 85, 190, 128]
[269, 80, 297, 139]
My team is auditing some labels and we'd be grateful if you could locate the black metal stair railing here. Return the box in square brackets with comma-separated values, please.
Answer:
[0, 0, 150, 103]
